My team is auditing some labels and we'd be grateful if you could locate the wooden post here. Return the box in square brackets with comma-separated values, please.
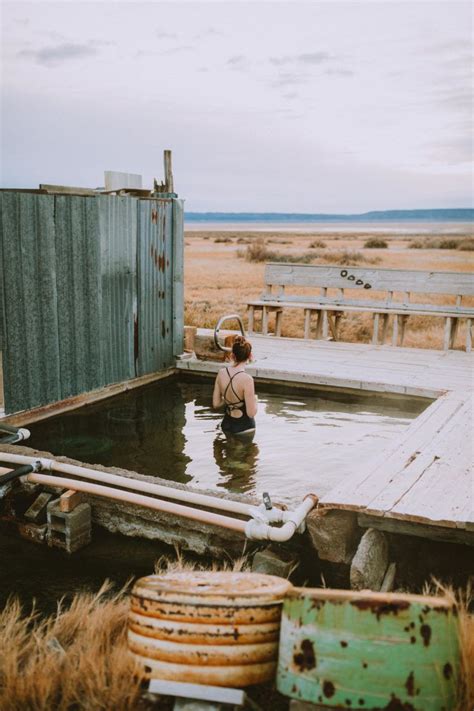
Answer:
[449, 318, 459, 349]
[334, 312, 342, 340]
[164, 150, 174, 193]
[247, 307, 254, 334]
[304, 309, 311, 339]
[466, 319, 472, 353]
[372, 313, 380, 345]
[262, 306, 269, 335]
[275, 310, 283, 337]
[399, 315, 409, 347]
[315, 311, 323, 340]
[322, 311, 329, 338]
[392, 314, 399, 347]
[444, 317, 452, 351]
[381, 314, 389, 344]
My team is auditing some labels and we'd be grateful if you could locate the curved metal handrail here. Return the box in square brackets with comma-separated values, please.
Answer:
[214, 314, 246, 352]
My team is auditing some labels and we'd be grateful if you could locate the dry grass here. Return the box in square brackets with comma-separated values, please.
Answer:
[0, 582, 143, 711]
[364, 237, 388, 248]
[409, 235, 474, 250]
[424, 580, 474, 711]
[184, 229, 474, 349]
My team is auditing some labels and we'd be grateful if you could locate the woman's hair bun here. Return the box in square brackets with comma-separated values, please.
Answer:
[232, 335, 252, 362]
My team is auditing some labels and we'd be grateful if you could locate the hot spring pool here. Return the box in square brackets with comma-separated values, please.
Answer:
[27, 376, 428, 505]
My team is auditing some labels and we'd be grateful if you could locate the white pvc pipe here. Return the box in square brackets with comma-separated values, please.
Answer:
[245, 496, 317, 542]
[0, 452, 318, 541]
[28, 473, 248, 534]
[0, 452, 255, 517]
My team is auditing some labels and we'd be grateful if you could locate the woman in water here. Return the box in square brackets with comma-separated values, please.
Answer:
[212, 336, 257, 435]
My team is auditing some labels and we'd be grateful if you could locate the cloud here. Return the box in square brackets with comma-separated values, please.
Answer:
[428, 136, 473, 165]
[270, 51, 333, 66]
[156, 31, 178, 39]
[17, 42, 101, 67]
[226, 54, 250, 71]
[270, 72, 309, 88]
[160, 45, 195, 55]
[325, 68, 354, 77]
[194, 28, 224, 39]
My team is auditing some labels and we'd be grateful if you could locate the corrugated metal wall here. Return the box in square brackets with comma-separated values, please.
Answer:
[0, 191, 184, 415]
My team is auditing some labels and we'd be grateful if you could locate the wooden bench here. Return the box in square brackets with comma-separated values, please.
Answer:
[246, 263, 474, 351]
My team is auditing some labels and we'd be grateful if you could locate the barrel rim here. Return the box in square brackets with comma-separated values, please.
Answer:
[132, 572, 292, 604]
[288, 587, 455, 609]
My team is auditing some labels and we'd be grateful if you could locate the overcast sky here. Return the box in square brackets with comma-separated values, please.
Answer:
[1, 1, 472, 211]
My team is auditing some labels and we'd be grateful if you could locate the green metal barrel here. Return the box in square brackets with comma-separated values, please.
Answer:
[277, 588, 461, 710]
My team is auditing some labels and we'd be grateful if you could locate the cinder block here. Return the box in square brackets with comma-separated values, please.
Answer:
[47, 500, 91, 553]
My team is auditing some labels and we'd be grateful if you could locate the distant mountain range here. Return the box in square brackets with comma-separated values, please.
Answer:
[185, 209, 473, 222]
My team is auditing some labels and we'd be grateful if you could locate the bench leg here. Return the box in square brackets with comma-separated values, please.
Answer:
[467, 319, 472, 353]
[392, 315, 399, 347]
[247, 307, 254, 334]
[443, 317, 452, 351]
[372, 313, 380, 345]
[275, 310, 283, 337]
[334, 313, 342, 340]
[449, 317, 459, 349]
[327, 312, 338, 340]
[315, 311, 323, 340]
[304, 309, 311, 339]
[381, 314, 389, 344]
[322, 311, 329, 339]
[399, 315, 409, 347]
[262, 306, 269, 336]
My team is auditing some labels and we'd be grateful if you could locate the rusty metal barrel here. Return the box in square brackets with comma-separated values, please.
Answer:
[277, 588, 461, 710]
[129, 571, 292, 687]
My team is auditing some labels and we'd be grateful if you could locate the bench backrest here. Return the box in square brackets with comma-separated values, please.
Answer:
[263, 264, 474, 303]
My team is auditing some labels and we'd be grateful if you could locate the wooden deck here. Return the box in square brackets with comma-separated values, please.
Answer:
[178, 331, 473, 544]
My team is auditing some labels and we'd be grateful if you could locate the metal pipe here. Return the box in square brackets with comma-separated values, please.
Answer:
[214, 314, 246, 352]
[245, 496, 317, 542]
[0, 452, 255, 517]
[28, 473, 248, 534]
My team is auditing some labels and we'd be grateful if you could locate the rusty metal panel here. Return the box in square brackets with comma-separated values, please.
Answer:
[0, 191, 184, 414]
[98, 195, 137, 383]
[54, 195, 103, 398]
[277, 587, 461, 710]
[0, 192, 61, 412]
[137, 199, 174, 375]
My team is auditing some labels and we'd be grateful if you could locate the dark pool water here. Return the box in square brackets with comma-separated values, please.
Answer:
[27, 377, 427, 505]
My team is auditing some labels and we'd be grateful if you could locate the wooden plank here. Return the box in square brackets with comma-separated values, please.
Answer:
[164, 150, 174, 193]
[358, 513, 474, 546]
[246, 298, 474, 318]
[303, 309, 311, 339]
[363, 398, 471, 515]
[372, 313, 380, 345]
[59, 489, 83, 512]
[321, 393, 465, 509]
[392, 315, 399, 347]
[264, 263, 474, 296]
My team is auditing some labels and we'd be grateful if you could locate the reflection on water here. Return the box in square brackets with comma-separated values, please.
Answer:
[27, 377, 427, 505]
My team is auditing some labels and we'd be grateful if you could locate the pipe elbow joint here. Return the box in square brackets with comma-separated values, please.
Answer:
[245, 518, 272, 541]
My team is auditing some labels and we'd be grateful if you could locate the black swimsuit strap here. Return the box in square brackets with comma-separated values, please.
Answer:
[223, 368, 245, 407]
